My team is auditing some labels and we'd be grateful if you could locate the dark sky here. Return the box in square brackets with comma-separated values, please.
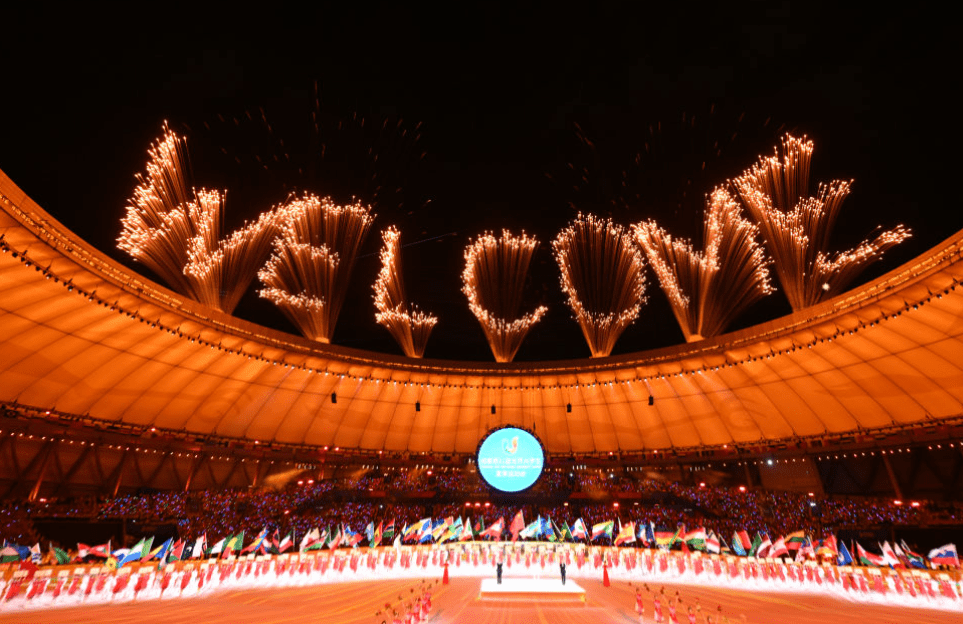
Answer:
[3, 6, 958, 361]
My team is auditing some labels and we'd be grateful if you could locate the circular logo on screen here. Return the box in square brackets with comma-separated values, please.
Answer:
[476, 426, 544, 492]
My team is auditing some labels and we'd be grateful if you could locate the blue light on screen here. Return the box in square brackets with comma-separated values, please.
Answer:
[477, 427, 544, 492]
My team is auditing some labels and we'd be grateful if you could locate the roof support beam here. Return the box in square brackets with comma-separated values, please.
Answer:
[106, 450, 131, 497]
[184, 456, 205, 492]
[27, 440, 56, 502]
[881, 453, 903, 500]
[55, 444, 94, 497]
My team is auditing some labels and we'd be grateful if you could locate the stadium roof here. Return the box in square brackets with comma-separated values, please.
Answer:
[2, 168, 963, 455]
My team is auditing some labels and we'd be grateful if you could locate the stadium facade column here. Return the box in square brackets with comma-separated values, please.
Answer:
[743, 462, 754, 488]
[880, 453, 904, 500]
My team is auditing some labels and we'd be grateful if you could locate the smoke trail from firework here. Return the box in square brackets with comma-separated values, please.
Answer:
[258, 194, 375, 343]
[373, 226, 438, 357]
[462, 230, 548, 363]
[733, 134, 910, 310]
[633, 188, 774, 342]
[118, 123, 279, 313]
[553, 214, 647, 357]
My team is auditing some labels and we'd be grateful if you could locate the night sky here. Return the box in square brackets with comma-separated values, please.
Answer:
[3, 6, 958, 362]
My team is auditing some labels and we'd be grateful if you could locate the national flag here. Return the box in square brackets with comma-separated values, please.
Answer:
[50, 543, 71, 565]
[705, 531, 721, 555]
[117, 538, 148, 567]
[544, 518, 559, 542]
[481, 517, 504, 540]
[591, 520, 614, 541]
[927, 544, 960, 568]
[571, 518, 588, 540]
[364, 522, 375, 545]
[472, 517, 485, 539]
[899, 540, 926, 569]
[856, 542, 885, 566]
[785, 531, 807, 550]
[169, 540, 186, 562]
[655, 527, 679, 549]
[749, 532, 762, 556]
[374, 521, 384, 546]
[431, 518, 451, 542]
[327, 526, 342, 549]
[520, 518, 541, 540]
[891, 541, 912, 567]
[769, 536, 789, 558]
[277, 532, 293, 553]
[383, 519, 395, 541]
[837, 541, 854, 566]
[509, 511, 526, 541]
[190, 535, 206, 559]
[223, 532, 244, 558]
[146, 537, 169, 562]
[263, 529, 280, 554]
[112, 547, 131, 560]
[28, 543, 41, 563]
[0, 545, 20, 563]
[878, 541, 901, 567]
[414, 518, 432, 541]
[642, 521, 656, 547]
[300, 528, 322, 552]
[683, 527, 706, 551]
[459, 518, 474, 541]
[815, 535, 838, 559]
[153, 538, 173, 569]
[85, 542, 111, 559]
[735, 530, 752, 554]
[795, 537, 815, 561]
[209, 537, 227, 557]
[242, 528, 268, 554]
[401, 521, 419, 542]
[615, 521, 636, 546]
[756, 533, 772, 558]
[560, 521, 574, 542]
[344, 526, 364, 548]
[443, 518, 463, 543]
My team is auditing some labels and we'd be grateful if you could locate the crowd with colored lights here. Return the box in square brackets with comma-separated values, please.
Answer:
[3, 472, 961, 560]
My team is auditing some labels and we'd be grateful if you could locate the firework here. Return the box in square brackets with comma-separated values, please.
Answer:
[258, 194, 375, 343]
[553, 214, 647, 357]
[373, 226, 438, 357]
[633, 188, 774, 341]
[734, 134, 911, 310]
[462, 230, 547, 363]
[118, 123, 279, 313]
[118, 123, 196, 296]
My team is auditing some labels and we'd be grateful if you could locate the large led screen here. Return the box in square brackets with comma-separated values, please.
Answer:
[476, 426, 544, 492]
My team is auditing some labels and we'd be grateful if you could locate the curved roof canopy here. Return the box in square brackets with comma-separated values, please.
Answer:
[2, 169, 963, 455]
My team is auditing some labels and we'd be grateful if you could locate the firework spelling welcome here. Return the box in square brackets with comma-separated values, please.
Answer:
[117, 123, 279, 313]
[733, 134, 911, 310]
[462, 230, 548, 363]
[373, 226, 438, 358]
[553, 214, 647, 357]
[633, 188, 774, 342]
[258, 194, 375, 343]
